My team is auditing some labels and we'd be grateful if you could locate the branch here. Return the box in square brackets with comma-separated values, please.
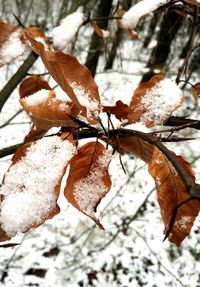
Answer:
[1, 126, 200, 199]
[0, 51, 38, 112]
[165, 116, 200, 130]
[176, 41, 200, 84]
[0, 143, 24, 158]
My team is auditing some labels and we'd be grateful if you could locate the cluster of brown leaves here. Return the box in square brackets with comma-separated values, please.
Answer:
[0, 11, 200, 247]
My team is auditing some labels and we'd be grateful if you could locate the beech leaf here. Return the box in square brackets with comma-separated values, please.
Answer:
[0, 135, 76, 239]
[114, 136, 154, 163]
[0, 20, 26, 67]
[19, 76, 52, 99]
[20, 85, 80, 134]
[0, 19, 16, 46]
[90, 21, 110, 38]
[64, 142, 112, 228]
[128, 75, 184, 127]
[191, 82, 200, 108]
[148, 147, 200, 246]
[24, 31, 101, 124]
[102, 100, 131, 121]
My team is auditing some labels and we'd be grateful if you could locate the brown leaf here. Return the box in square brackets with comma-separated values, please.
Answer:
[24, 31, 101, 124]
[115, 136, 153, 163]
[19, 76, 52, 99]
[20, 89, 80, 133]
[64, 142, 112, 228]
[102, 100, 131, 120]
[90, 21, 110, 38]
[117, 10, 139, 40]
[0, 19, 16, 47]
[0, 227, 10, 243]
[148, 147, 200, 246]
[0, 20, 26, 67]
[22, 26, 50, 49]
[191, 82, 200, 107]
[128, 75, 184, 127]
[0, 135, 76, 238]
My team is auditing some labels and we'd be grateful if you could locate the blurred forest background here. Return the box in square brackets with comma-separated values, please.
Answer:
[0, 0, 200, 286]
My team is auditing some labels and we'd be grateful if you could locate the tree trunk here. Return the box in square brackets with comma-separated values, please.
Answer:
[85, 0, 113, 76]
[141, 8, 183, 83]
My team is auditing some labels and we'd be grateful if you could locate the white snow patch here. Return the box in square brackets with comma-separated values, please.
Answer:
[174, 215, 192, 230]
[121, 0, 170, 29]
[58, 102, 69, 111]
[0, 136, 76, 237]
[102, 30, 110, 38]
[34, 37, 49, 50]
[55, 86, 71, 103]
[70, 81, 99, 118]
[155, 176, 161, 186]
[137, 79, 183, 125]
[124, 122, 150, 132]
[73, 149, 112, 217]
[52, 11, 85, 50]
[23, 89, 50, 106]
[0, 29, 27, 64]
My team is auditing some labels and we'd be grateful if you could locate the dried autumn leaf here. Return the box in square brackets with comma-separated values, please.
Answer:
[20, 85, 78, 133]
[116, 136, 153, 163]
[0, 135, 76, 239]
[117, 11, 139, 40]
[90, 21, 110, 38]
[0, 20, 26, 67]
[22, 26, 50, 49]
[191, 82, 200, 107]
[24, 31, 101, 124]
[128, 75, 184, 127]
[0, 227, 10, 243]
[102, 100, 131, 120]
[0, 19, 16, 46]
[148, 147, 200, 246]
[19, 76, 52, 99]
[64, 142, 112, 228]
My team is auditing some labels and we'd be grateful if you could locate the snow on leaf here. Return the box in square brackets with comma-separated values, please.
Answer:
[19, 76, 52, 99]
[0, 135, 76, 238]
[20, 81, 80, 136]
[120, 0, 170, 30]
[24, 32, 101, 124]
[52, 11, 85, 50]
[148, 147, 200, 246]
[64, 142, 112, 228]
[128, 75, 184, 127]
[0, 23, 27, 67]
[23, 26, 50, 50]
[0, 19, 16, 46]
[117, 10, 139, 40]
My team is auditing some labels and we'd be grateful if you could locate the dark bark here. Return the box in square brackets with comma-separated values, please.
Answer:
[0, 51, 38, 112]
[85, 0, 113, 76]
[104, 0, 132, 70]
[141, 8, 183, 83]
[143, 13, 160, 49]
